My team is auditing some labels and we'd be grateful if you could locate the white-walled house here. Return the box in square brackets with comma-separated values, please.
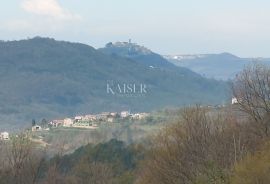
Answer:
[232, 97, 238, 105]
[49, 120, 64, 127]
[107, 117, 114, 123]
[63, 118, 74, 127]
[121, 111, 130, 118]
[32, 125, 42, 132]
[131, 113, 149, 120]
[83, 115, 96, 121]
[110, 112, 117, 117]
[75, 116, 83, 122]
[0, 132, 9, 140]
[131, 114, 140, 120]
[138, 113, 149, 119]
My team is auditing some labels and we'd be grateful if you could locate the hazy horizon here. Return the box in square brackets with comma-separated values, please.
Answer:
[1, 0, 270, 57]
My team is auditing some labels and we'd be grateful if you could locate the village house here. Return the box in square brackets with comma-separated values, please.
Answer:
[232, 97, 238, 105]
[121, 111, 130, 118]
[32, 125, 42, 132]
[107, 117, 114, 123]
[74, 116, 83, 122]
[96, 112, 109, 121]
[131, 113, 149, 120]
[0, 132, 9, 140]
[138, 113, 149, 119]
[63, 118, 74, 127]
[83, 114, 96, 121]
[49, 120, 64, 127]
[72, 120, 99, 129]
[109, 112, 118, 117]
[101, 112, 110, 118]
[131, 114, 140, 120]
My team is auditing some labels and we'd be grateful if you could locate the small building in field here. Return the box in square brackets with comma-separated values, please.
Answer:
[232, 97, 238, 105]
[32, 125, 42, 132]
[0, 132, 9, 140]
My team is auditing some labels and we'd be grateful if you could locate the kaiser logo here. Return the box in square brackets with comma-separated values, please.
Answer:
[107, 80, 148, 97]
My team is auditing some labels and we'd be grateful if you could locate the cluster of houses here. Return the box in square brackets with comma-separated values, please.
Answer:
[32, 111, 149, 131]
[0, 131, 10, 141]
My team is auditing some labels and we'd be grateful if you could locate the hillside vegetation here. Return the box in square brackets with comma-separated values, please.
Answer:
[0, 37, 229, 128]
[1, 64, 270, 184]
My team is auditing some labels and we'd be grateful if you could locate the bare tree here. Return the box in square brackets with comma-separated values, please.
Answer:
[233, 64, 270, 137]
[136, 106, 252, 184]
[71, 159, 114, 184]
[0, 133, 46, 184]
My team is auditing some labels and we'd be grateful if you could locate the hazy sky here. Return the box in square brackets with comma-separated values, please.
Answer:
[0, 0, 269, 57]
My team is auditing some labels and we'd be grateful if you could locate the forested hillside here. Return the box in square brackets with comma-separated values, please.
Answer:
[0, 37, 229, 128]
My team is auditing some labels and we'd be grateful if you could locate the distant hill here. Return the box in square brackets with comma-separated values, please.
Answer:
[164, 53, 270, 80]
[0, 37, 229, 130]
[99, 41, 175, 68]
